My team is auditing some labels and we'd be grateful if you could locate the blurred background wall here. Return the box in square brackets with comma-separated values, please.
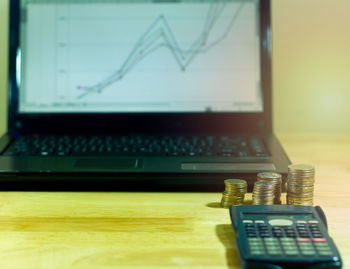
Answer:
[0, 0, 350, 137]
[272, 0, 350, 135]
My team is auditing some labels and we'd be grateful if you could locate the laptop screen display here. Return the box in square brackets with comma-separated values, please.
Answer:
[18, 0, 263, 113]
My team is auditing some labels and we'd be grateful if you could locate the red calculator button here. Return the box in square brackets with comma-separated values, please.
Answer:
[312, 238, 327, 243]
[296, 238, 310, 243]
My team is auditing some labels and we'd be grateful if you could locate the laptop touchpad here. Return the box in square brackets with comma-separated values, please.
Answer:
[75, 159, 141, 169]
[181, 163, 275, 172]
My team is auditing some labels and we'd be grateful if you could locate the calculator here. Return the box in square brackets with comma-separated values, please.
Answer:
[229, 205, 342, 269]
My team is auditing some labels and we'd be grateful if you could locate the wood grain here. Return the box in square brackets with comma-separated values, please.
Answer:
[0, 134, 349, 268]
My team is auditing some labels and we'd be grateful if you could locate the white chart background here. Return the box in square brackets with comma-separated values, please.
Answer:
[20, 0, 262, 113]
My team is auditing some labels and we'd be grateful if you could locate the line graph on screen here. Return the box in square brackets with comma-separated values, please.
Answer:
[75, 1, 244, 99]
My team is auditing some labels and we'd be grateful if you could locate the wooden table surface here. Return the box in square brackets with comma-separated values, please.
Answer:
[0, 134, 349, 269]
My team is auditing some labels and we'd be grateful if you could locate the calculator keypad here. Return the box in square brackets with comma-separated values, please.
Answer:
[280, 238, 299, 256]
[257, 223, 271, 238]
[244, 219, 334, 258]
[296, 238, 316, 256]
[296, 222, 310, 238]
[244, 222, 258, 237]
[248, 238, 265, 255]
[264, 238, 282, 255]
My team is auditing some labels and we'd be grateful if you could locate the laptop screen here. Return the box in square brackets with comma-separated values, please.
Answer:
[18, 0, 263, 113]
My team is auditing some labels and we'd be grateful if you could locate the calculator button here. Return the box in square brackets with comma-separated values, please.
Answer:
[299, 234, 309, 238]
[316, 246, 332, 252]
[297, 227, 307, 231]
[286, 231, 297, 238]
[310, 227, 320, 231]
[296, 223, 307, 226]
[250, 244, 264, 249]
[243, 220, 253, 224]
[250, 246, 265, 251]
[248, 238, 262, 242]
[281, 242, 297, 247]
[301, 250, 316, 256]
[251, 250, 265, 256]
[247, 233, 258, 237]
[268, 219, 293, 226]
[255, 220, 265, 224]
[284, 248, 299, 254]
[298, 233, 310, 238]
[259, 230, 270, 234]
[266, 244, 279, 247]
[281, 241, 297, 246]
[245, 228, 255, 232]
[283, 245, 298, 251]
[245, 224, 255, 228]
[273, 233, 284, 238]
[249, 246, 264, 251]
[260, 233, 271, 238]
[249, 244, 264, 249]
[264, 238, 278, 242]
[264, 240, 276, 244]
[314, 243, 329, 247]
[272, 227, 282, 230]
[299, 243, 314, 250]
[267, 250, 282, 256]
[249, 243, 264, 249]
[300, 241, 313, 245]
[314, 243, 331, 249]
[281, 238, 294, 243]
[310, 230, 320, 234]
[312, 238, 327, 243]
[282, 245, 298, 250]
[286, 234, 297, 238]
[258, 226, 268, 231]
[245, 225, 257, 237]
[246, 230, 256, 234]
[284, 250, 299, 256]
[296, 238, 310, 243]
[266, 245, 281, 250]
[311, 230, 321, 233]
[264, 240, 278, 246]
[308, 220, 319, 224]
[296, 220, 307, 224]
[249, 240, 263, 244]
[250, 244, 263, 248]
[299, 242, 313, 247]
[312, 234, 323, 238]
[266, 244, 282, 250]
[309, 225, 319, 229]
[318, 251, 333, 256]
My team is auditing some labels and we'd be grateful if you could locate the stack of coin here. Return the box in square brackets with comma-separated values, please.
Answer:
[257, 172, 282, 204]
[252, 181, 275, 205]
[221, 179, 247, 208]
[287, 164, 315, 206]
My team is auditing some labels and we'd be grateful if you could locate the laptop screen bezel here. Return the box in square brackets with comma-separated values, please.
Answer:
[8, 0, 272, 135]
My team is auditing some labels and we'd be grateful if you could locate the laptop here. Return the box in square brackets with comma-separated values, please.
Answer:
[0, 0, 290, 191]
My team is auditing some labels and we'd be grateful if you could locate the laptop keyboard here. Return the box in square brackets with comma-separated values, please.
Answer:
[3, 135, 269, 158]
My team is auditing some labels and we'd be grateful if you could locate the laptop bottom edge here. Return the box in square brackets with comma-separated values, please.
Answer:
[0, 172, 288, 192]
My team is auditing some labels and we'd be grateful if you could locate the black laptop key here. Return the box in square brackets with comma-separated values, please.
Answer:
[250, 138, 268, 157]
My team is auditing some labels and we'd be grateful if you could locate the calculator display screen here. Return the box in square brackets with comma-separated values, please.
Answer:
[243, 213, 314, 220]
[266, 214, 314, 220]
